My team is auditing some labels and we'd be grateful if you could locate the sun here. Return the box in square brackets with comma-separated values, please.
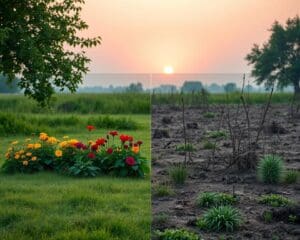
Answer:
[164, 66, 174, 74]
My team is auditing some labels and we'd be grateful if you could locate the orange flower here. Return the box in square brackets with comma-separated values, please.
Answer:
[31, 156, 37, 161]
[22, 160, 29, 166]
[55, 150, 63, 157]
[132, 145, 140, 154]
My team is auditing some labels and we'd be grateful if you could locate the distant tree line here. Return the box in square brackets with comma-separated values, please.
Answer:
[0, 75, 20, 93]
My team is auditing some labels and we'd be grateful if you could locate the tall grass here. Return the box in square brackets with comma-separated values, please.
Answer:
[0, 93, 150, 114]
[152, 92, 293, 105]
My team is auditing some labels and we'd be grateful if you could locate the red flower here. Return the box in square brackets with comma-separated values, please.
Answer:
[109, 130, 118, 137]
[125, 156, 136, 166]
[106, 148, 113, 154]
[87, 152, 96, 159]
[91, 144, 99, 151]
[124, 144, 129, 149]
[86, 125, 95, 131]
[128, 136, 133, 142]
[96, 138, 106, 146]
[75, 142, 87, 150]
[136, 140, 143, 146]
[120, 134, 133, 143]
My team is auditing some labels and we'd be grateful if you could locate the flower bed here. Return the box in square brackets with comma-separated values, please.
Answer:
[2, 128, 149, 178]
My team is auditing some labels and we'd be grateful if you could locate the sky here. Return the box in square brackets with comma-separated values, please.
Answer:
[78, 0, 299, 86]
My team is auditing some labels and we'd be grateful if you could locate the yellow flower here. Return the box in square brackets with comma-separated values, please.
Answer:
[47, 137, 58, 144]
[19, 150, 25, 154]
[11, 141, 18, 145]
[25, 138, 31, 142]
[132, 145, 140, 154]
[39, 133, 48, 141]
[21, 155, 26, 159]
[26, 152, 32, 157]
[5, 152, 10, 159]
[63, 136, 69, 139]
[31, 156, 37, 161]
[27, 143, 34, 149]
[34, 143, 41, 149]
[55, 150, 63, 157]
[15, 154, 20, 160]
[59, 141, 69, 148]
[7, 147, 12, 152]
[22, 160, 29, 166]
[68, 139, 79, 147]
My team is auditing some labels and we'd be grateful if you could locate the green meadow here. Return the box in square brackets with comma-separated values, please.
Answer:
[0, 94, 150, 240]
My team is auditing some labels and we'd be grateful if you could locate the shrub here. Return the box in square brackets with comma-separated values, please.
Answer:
[257, 155, 284, 184]
[2, 130, 149, 178]
[153, 184, 174, 197]
[197, 206, 242, 232]
[202, 141, 216, 150]
[169, 164, 188, 185]
[203, 112, 215, 118]
[207, 130, 227, 139]
[156, 228, 201, 240]
[258, 194, 293, 207]
[176, 143, 196, 152]
[196, 192, 237, 208]
[284, 170, 299, 184]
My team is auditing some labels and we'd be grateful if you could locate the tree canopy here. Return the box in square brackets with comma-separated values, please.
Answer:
[0, 0, 101, 105]
[181, 81, 203, 93]
[246, 15, 300, 94]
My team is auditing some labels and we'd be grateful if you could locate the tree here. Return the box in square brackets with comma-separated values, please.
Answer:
[0, 75, 20, 93]
[0, 0, 101, 105]
[224, 82, 238, 93]
[246, 15, 300, 94]
[126, 82, 144, 93]
[181, 81, 203, 93]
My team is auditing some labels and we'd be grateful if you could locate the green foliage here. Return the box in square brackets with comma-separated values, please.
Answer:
[203, 112, 215, 118]
[153, 184, 174, 197]
[0, 0, 101, 105]
[259, 194, 293, 207]
[197, 206, 242, 232]
[246, 15, 300, 93]
[207, 130, 227, 139]
[67, 159, 100, 177]
[153, 213, 169, 225]
[176, 143, 196, 152]
[156, 228, 201, 240]
[169, 164, 188, 185]
[202, 141, 216, 150]
[288, 214, 297, 223]
[284, 170, 299, 184]
[262, 211, 273, 223]
[196, 192, 237, 208]
[257, 155, 284, 184]
[0, 93, 150, 114]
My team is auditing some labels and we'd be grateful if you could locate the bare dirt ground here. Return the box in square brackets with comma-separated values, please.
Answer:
[152, 104, 300, 240]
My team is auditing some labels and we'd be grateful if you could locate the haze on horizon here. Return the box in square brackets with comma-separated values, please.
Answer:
[79, 0, 299, 86]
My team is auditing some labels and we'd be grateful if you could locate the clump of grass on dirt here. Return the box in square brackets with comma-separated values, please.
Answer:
[202, 140, 216, 150]
[196, 206, 242, 232]
[152, 213, 169, 226]
[196, 192, 237, 208]
[175, 143, 196, 152]
[169, 164, 188, 185]
[257, 155, 284, 184]
[284, 170, 299, 184]
[262, 211, 273, 223]
[258, 194, 293, 207]
[155, 228, 201, 240]
[153, 184, 174, 197]
[203, 112, 215, 118]
[206, 130, 227, 139]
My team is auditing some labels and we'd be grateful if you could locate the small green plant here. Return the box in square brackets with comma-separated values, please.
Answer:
[196, 192, 237, 208]
[288, 214, 297, 223]
[169, 164, 188, 185]
[259, 194, 293, 207]
[153, 184, 174, 197]
[257, 155, 284, 184]
[153, 213, 169, 225]
[262, 211, 273, 223]
[156, 228, 201, 240]
[284, 170, 298, 184]
[202, 141, 216, 150]
[176, 143, 196, 152]
[196, 206, 242, 232]
[203, 112, 215, 118]
[207, 130, 227, 139]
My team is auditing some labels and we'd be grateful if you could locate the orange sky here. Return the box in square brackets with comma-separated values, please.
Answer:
[80, 0, 299, 74]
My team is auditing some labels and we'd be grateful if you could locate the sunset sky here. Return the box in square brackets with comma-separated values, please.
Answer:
[78, 0, 299, 87]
